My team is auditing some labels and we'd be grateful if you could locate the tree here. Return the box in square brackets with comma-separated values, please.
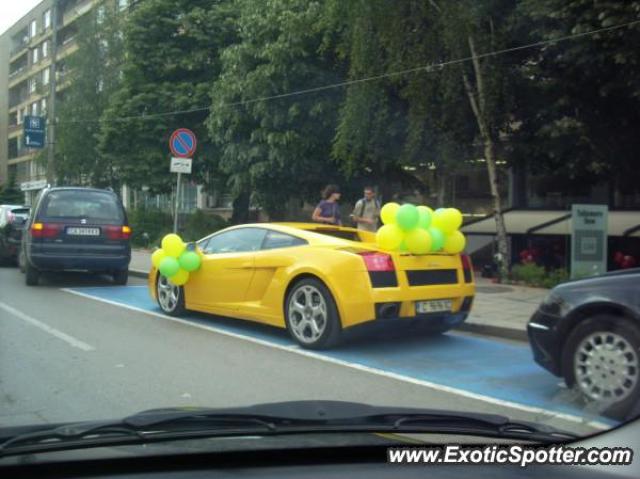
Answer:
[54, 1, 125, 187]
[207, 0, 345, 219]
[98, 0, 237, 195]
[0, 169, 24, 204]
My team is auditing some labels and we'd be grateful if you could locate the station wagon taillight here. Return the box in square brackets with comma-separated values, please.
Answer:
[105, 225, 132, 240]
[359, 252, 395, 272]
[31, 222, 62, 238]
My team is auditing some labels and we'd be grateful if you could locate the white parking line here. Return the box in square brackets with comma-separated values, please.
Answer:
[62, 288, 611, 431]
[0, 301, 95, 352]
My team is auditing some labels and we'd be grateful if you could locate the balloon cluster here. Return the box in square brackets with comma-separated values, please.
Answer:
[376, 203, 466, 254]
[151, 234, 202, 286]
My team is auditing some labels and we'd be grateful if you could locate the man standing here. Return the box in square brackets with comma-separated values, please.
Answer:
[351, 186, 380, 232]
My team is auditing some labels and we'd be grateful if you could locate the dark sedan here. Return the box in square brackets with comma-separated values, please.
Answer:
[528, 268, 640, 420]
[0, 204, 29, 265]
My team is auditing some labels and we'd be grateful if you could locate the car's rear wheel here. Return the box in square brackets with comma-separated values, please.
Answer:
[562, 315, 640, 420]
[25, 260, 39, 286]
[285, 278, 341, 349]
[156, 274, 185, 316]
[112, 269, 128, 285]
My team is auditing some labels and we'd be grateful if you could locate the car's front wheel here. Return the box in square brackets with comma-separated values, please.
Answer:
[562, 314, 640, 420]
[285, 278, 342, 349]
[156, 274, 185, 316]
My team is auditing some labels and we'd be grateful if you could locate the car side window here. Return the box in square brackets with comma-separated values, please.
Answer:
[201, 228, 267, 254]
[261, 230, 307, 250]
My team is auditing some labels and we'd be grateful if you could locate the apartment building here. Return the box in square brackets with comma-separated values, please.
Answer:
[0, 0, 103, 204]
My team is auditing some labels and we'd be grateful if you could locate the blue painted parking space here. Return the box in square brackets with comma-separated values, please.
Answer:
[67, 285, 614, 424]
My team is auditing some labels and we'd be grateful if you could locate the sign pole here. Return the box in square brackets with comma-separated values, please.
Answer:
[174, 172, 181, 233]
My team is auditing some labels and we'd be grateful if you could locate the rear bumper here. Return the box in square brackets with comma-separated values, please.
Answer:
[527, 309, 563, 377]
[28, 243, 131, 272]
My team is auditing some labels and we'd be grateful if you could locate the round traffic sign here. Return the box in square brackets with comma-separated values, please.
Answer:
[169, 128, 197, 158]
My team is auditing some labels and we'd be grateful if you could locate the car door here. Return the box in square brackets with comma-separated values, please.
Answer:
[185, 227, 268, 315]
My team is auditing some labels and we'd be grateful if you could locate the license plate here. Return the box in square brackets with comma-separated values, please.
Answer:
[66, 227, 100, 236]
[416, 299, 452, 314]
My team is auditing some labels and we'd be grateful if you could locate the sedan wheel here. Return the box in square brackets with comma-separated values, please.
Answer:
[573, 331, 639, 404]
[157, 275, 185, 316]
[285, 278, 341, 349]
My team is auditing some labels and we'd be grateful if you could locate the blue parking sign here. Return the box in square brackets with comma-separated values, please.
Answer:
[24, 115, 46, 148]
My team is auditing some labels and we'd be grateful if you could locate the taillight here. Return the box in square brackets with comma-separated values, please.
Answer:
[31, 222, 62, 238]
[105, 225, 132, 240]
[359, 252, 395, 272]
[461, 254, 473, 283]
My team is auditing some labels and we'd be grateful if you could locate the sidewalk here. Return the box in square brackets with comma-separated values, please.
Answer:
[129, 249, 545, 341]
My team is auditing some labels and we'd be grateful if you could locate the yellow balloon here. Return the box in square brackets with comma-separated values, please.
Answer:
[376, 224, 404, 250]
[446, 208, 463, 231]
[151, 248, 166, 268]
[380, 202, 400, 225]
[405, 228, 432, 255]
[443, 230, 466, 254]
[162, 233, 186, 258]
[433, 209, 459, 234]
[169, 268, 190, 286]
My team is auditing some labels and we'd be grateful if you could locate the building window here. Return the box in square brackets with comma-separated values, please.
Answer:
[42, 41, 48, 58]
[31, 102, 38, 116]
[44, 10, 51, 29]
[29, 77, 37, 93]
[43, 67, 50, 85]
[30, 20, 37, 38]
[32, 47, 39, 64]
[41, 98, 48, 115]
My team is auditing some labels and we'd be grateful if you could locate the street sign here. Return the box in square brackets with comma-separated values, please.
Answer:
[20, 179, 48, 191]
[23, 115, 46, 148]
[170, 157, 192, 174]
[571, 204, 608, 279]
[169, 128, 197, 158]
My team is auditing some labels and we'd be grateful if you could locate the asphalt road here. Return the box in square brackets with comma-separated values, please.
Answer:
[0, 266, 608, 438]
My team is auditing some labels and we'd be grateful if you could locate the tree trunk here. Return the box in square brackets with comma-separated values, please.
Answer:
[461, 34, 510, 280]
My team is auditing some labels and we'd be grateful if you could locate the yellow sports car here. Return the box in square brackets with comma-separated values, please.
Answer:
[149, 223, 475, 349]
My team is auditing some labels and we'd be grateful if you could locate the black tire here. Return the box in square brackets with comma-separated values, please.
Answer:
[284, 278, 342, 350]
[562, 314, 640, 421]
[25, 260, 40, 286]
[156, 274, 185, 316]
[112, 269, 128, 285]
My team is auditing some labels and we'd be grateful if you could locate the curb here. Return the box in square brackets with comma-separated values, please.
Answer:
[127, 267, 528, 343]
[129, 269, 148, 279]
[455, 322, 528, 342]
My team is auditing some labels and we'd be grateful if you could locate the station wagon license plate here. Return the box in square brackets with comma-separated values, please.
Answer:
[66, 227, 100, 236]
[416, 299, 452, 314]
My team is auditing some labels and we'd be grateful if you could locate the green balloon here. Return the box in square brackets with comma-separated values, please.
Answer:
[159, 256, 180, 277]
[399, 241, 409, 252]
[179, 251, 201, 272]
[428, 227, 445, 252]
[417, 207, 432, 230]
[396, 204, 419, 231]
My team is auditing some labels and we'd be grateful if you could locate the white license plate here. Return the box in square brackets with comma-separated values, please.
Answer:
[416, 299, 452, 314]
[67, 227, 100, 236]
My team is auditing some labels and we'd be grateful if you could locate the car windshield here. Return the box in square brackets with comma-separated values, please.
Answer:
[1, 0, 640, 460]
[40, 190, 123, 222]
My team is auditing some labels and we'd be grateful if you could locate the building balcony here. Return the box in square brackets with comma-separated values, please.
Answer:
[8, 124, 22, 137]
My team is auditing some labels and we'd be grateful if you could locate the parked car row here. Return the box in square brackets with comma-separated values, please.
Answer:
[1, 186, 131, 286]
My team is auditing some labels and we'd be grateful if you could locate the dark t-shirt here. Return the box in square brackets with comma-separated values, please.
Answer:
[315, 200, 341, 225]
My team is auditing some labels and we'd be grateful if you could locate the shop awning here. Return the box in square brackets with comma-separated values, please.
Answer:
[461, 209, 640, 237]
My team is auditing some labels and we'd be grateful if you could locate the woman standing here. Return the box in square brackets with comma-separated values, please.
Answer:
[312, 184, 342, 225]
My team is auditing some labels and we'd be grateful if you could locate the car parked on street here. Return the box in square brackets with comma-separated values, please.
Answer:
[20, 187, 131, 286]
[0, 204, 29, 265]
[527, 268, 640, 420]
[149, 223, 475, 349]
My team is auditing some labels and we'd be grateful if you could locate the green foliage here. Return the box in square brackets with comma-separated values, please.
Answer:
[207, 0, 345, 219]
[511, 263, 569, 288]
[0, 169, 23, 204]
[182, 209, 228, 242]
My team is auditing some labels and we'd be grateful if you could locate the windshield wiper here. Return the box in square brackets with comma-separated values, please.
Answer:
[0, 401, 577, 457]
